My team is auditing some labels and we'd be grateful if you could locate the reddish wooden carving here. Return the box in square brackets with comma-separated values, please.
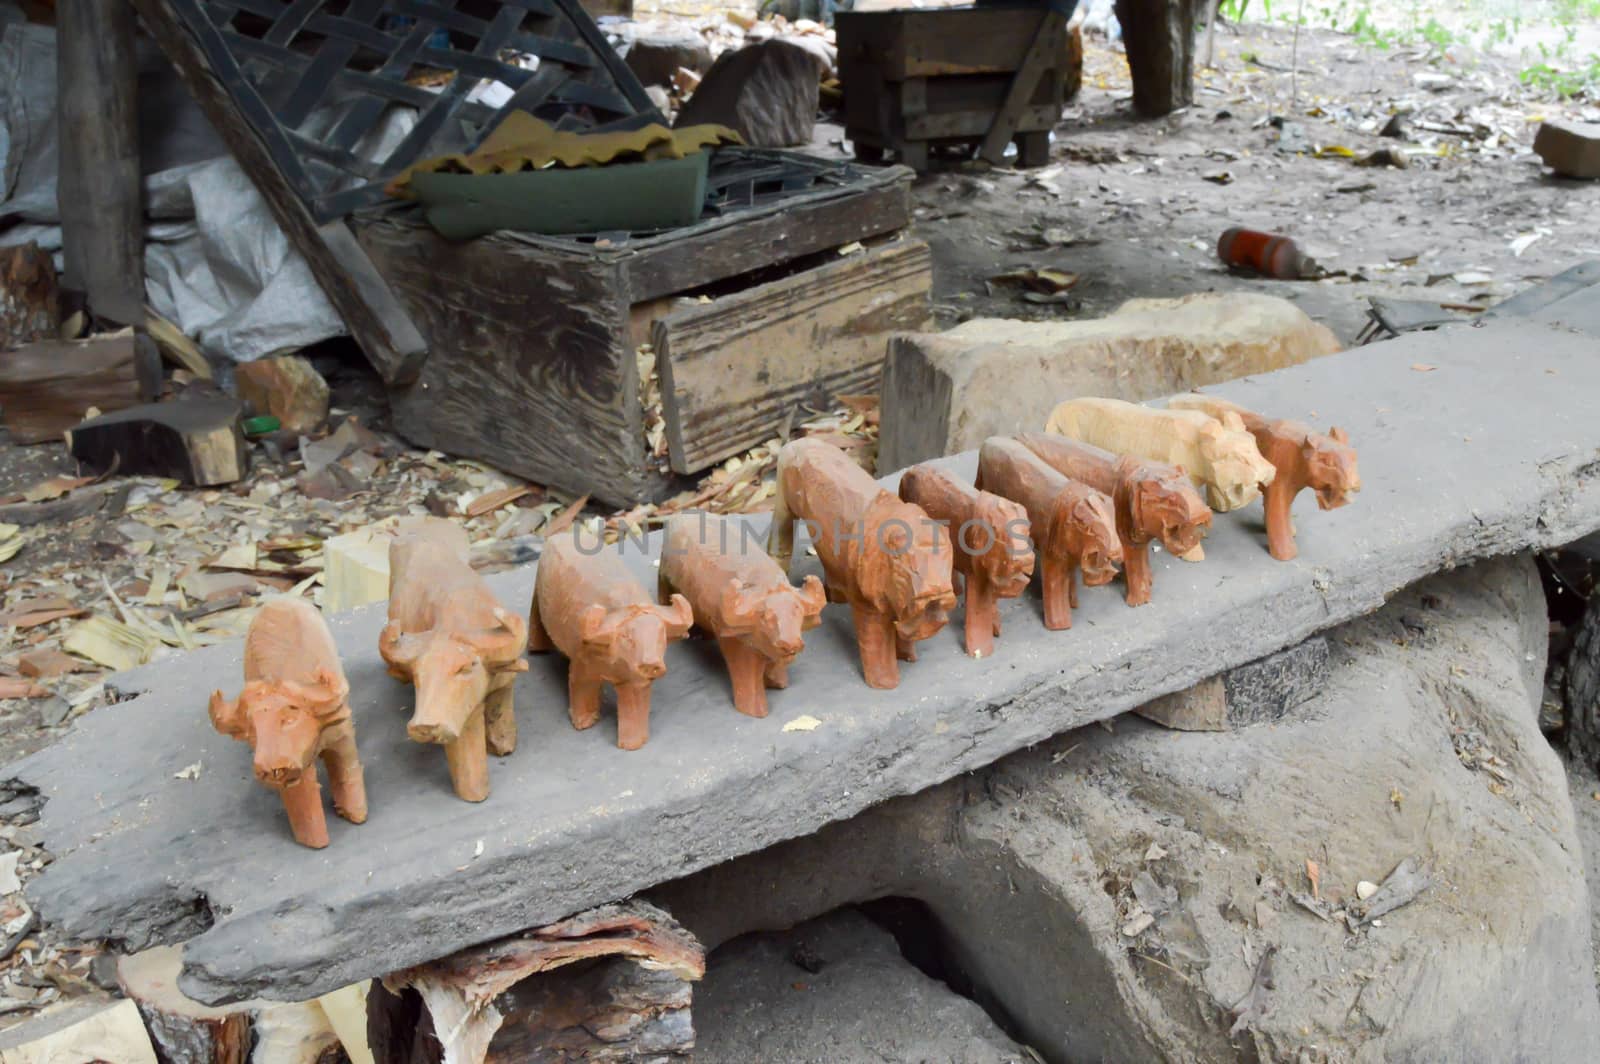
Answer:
[530, 532, 693, 750]
[1016, 432, 1211, 608]
[769, 438, 956, 689]
[975, 437, 1122, 630]
[897, 462, 1034, 657]
[1169, 394, 1360, 561]
[209, 597, 366, 848]
[659, 514, 826, 717]
[379, 520, 529, 802]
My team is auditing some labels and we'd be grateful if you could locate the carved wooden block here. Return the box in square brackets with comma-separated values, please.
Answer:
[530, 532, 692, 750]
[1016, 433, 1210, 607]
[974, 437, 1121, 630]
[769, 438, 956, 689]
[1045, 396, 1277, 512]
[380, 519, 529, 801]
[208, 598, 366, 848]
[1169, 393, 1360, 561]
[898, 462, 1034, 657]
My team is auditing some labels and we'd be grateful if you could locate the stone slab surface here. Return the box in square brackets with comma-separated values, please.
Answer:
[1223, 636, 1330, 726]
[12, 320, 1600, 1005]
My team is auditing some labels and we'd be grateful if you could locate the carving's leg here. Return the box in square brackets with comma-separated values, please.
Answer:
[1264, 480, 1299, 561]
[854, 603, 900, 689]
[443, 709, 490, 802]
[718, 636, 769, 718]
[1067, 561, 1080, 610]
[964, 569, 996, 658]
[764, 658, 790, 689]
[278, 773, 330, 849]
[615, 683, 653, 750]
[320, 720, 367, 825]
[484, 675, 517, 756]
[1122, 537, 1153, 607]
[568, 666, 603, 731]
[895, 632, 919, 663]
[768, 487, 796, 572]
[1040, 553, 1073, 630]
[527, 595, 553, 652]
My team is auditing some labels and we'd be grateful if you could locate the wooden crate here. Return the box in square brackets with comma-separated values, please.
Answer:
[355, 160, 929, 507]
[836, 5, 1070, 169]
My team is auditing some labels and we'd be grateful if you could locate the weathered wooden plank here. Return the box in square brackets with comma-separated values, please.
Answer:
[654, 240, 931, 474]
[979, 9, 1067, 164]
[0, 336, 159, 443]
[621, 171, 914, 301]
[834, 8, 1044, 80]
[130, 0, 427, 381]
[56, 0, 144, 326]
[906, 105, 1059, 141]
[354, 217, 656, 507]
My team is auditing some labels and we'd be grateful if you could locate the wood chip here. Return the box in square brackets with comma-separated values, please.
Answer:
[62, 615, 160, 672]
[543, 494, 590, 537]
[0, 678, 46, 700]
[465, 484, 531, 517]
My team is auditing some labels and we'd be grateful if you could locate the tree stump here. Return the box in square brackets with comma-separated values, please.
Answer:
[367, 901, 704, 1064]
[0, 243, 59, 350]
[1115, 0, 1198, 117]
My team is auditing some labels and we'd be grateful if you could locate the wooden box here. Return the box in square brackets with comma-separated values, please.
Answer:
[355, 157, 930, 507]
[835, 5, 1070, 169]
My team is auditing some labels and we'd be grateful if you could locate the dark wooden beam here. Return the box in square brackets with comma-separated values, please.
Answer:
[1116, 0, 1198, 117]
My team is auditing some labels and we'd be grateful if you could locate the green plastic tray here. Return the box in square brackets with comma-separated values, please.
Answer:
[409, 151, 711, 240]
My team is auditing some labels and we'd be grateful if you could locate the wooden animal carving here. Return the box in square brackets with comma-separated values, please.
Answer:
[379, 519, 529, 802]
[1168, 393, 1360, 561]
[975, 438, 1122, 630]
[209, 598, 366, 849]
[1017, 433, 1212, 607]
[1045, 397, 1277, 512]
[530, 532, 693, 750]
[769, 438, 956, 690]
[659, 514, 826, 717]
[898, 462, 1034, 658]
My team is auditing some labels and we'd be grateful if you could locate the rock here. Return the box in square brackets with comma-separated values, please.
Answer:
[623, 32, 713, 89]
[658, 557, 1600, 1062]
[694, 909, 1029, 1063]
[877, 292, 1341, 470]
[1535, 120, 1600, 180]
[1222, 636, 1330, 726]
[235, 355, 329, 435]
[674, 40, 822, 148]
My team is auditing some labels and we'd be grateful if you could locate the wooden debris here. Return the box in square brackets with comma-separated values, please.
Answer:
[68, 399, 249, 486]
[0, 524, 19, 564]
[541, 494, 589, 538]
[62, 615, 161, 672]
[463, 485, 531, 518]
[1135, 678, 1228, 732]
[0, 998, 157, 1063]
[323, 527, 393, 613]
[0, 243, 59, 350]
[236, 355, 330, 434]
[0, 678, 47, 700]
[144, 311, 212, 379]
[368, 901, 703, 1064]
[17, 650, 86, 680]
[0, 598, 88, 629]
[118, 947, 250, 1064]
[0, 334, 160, 444]
[0, 491, 106, 528]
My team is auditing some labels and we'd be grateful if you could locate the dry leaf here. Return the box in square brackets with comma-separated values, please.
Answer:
[22, 475, 95, 503]
[1305, 858, 1321, 899]
[1410, 363, 1438, 373]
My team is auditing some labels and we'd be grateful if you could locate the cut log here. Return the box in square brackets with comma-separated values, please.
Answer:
[119, 947, 251, 1064]
[0, 999, 158, 1063]
[0, 334, 160, 443]
[0, 243, 60, 350]
[1115, 0, 1197, 117]
[323, 527, 395, 614]
[67, 399, 249, 486]
[367, 901, 703, 1064]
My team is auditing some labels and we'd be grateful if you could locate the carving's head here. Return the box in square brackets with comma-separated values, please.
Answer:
[970, 493, 1035, 595]
[1129, 469, 1212, 556]
[874, 508, 956, 642]
[579, 595, 693, 684]
[209, 669, 345, 787]
[1198, 421, 1277, 509]
[1307, 427, 1360, 509]
[386, 610, 526, 745]
[725, 576, 825, 663]
[1059, 489, 1123, 587]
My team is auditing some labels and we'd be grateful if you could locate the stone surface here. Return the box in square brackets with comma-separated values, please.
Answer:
[1534, 119, 1600, 179]
[694, 909, 1029, 1063]
[1222, 635, 1330, 725]
[235, 355, 329, 435]
[674, 40, 821, 148]
[660, 557, 1600, 1062]
[623, 32, 713, 88]
[877, 292, 1341, 470]
[15, 320, 1600, 1005]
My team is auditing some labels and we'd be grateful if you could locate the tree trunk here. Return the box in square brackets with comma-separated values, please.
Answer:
[1115, 0, 1197, 117]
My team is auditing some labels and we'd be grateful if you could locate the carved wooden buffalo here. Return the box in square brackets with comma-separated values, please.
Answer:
[209, 597, 365, 848]
[898, 462, 1034, 657]
[1169, 393, 1360, 561]
[659, 514, 826, 717]
[530, 531, 693, 750]
[975, 438, 1122, 630]
[380, 520, 528, 802]
[769, 438, 956, 689]
[1016, 433, 1211, 607]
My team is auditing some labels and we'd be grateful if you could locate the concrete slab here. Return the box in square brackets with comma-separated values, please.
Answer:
[12, 319, 1600, 1005]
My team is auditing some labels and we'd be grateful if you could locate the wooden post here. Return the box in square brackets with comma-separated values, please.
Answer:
[1116, 0, 1198, 118]
[56, 0, 145, 326]
[978, 7, 1066, 165]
